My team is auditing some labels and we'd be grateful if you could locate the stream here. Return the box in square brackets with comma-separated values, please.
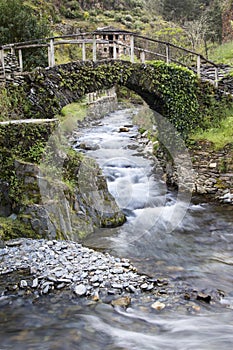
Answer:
[1, 107, 233, 349]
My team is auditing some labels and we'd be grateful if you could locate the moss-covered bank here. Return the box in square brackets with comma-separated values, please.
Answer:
[0, 119, 125, 241]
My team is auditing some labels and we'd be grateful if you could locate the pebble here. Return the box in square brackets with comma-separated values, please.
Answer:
[92, 291, 100, 301]
[90, 275, 99, 283]
[111, 283, 123, 290]
[111, 296, 131, 307]
[151, 301, 166, 311]
[32, 278, 39, 288]
[140, 283, 149, 290]
[19, 280, 28, 288]
[74, 284, 87, 297]
[127, 285, 137, 293]
[56, 283, 66, 290]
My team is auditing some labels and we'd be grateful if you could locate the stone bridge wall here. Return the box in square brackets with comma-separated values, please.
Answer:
[0, 53, 24, 85]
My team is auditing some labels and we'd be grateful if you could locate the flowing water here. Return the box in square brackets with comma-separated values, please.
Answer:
[1, 107, 233, 349]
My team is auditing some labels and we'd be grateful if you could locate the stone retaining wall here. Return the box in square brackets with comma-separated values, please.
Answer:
[86, 89, 118, 119]
[156, 141, 233, 205]
[190, 141, 233, 204]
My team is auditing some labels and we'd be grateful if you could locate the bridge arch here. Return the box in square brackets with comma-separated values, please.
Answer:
[23, 59, 207, 136]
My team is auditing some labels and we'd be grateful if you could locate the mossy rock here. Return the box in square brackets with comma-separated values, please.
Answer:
[0, 216, 40, 241]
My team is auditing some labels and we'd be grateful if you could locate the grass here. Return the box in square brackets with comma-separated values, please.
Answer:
[191, 115, 233, 150]
[209, 41, 233, 65]
[59, 99, 88, 134]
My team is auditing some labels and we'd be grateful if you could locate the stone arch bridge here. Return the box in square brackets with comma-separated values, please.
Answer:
[0, 31, 231, 135]
[20, 58, 220, 136]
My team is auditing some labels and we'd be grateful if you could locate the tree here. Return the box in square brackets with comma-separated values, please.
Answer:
[204, 0, 222, 44]
[160, 0, 212, 23]
[183, 0, 222, 56]
[183, 14, 210, 53]
[0, 0, 51, 69]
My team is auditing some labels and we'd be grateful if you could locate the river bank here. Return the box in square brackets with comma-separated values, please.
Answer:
[156, 140, 233, 205]
[0, 89, 125, 242]
[132, 105, 233, 205]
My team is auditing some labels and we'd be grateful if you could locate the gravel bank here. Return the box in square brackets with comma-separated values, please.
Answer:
[0, 239, 166, 301]
[0, 238, 226, 311]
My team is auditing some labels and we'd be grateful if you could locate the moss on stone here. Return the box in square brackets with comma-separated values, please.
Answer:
[0, 216, 40, 241]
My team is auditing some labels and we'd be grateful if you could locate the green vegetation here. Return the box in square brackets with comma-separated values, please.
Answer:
[0, 121, 57, 207]
[0, 0, 228, 67]
[60, 99, 88, 122]
[0, 0, 51, 69]
[149, 60, 200, 136]
[191, 114, 233, 149]
[0, 216, 41, 240]
[58, 99, 89, 136]
[209, 41, 233, 65]
[0, 85, 32, 122]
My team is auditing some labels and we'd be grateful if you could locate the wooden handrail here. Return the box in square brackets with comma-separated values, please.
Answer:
[133, 33, 218, 67]
[0, 31, 221, 87]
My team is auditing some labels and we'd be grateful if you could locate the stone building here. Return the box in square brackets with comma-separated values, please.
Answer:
[93, 26, 132, 59]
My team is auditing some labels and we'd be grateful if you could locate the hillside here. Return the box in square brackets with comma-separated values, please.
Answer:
[0, 0, 232, 63]
[21, 0, 228, 57]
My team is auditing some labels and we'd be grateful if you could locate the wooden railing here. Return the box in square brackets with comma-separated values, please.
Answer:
[0, 31, 220, 87]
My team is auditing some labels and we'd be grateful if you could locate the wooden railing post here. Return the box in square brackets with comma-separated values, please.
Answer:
[140, 50, 145, 63]
[49, 38, 55, 67]
[82, 42, 86, 61]
[18, 49, 23, 72]
[10, 45, 15, 55]
[214, 67, 219, 88]
[0, 48, 5, 78]
[93, 35, 97, 62]
[113, 41, 117, 59]
[197, 55, 201, 78]
[130, 35, 134, 63]
[166, 44, 170, 64]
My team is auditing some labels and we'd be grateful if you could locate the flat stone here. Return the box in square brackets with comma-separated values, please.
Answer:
[90, 275, 99, 283]
[111, 268, 124, 274]
[111, 283, 123, 289]
[140, 283, 149, 290]
[209, 162, 217, 168]
[42, 285, 50, 294]
[107, 289, 118, 295]
[127, 285, 137, 293]
[6, 240, 23, 247]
